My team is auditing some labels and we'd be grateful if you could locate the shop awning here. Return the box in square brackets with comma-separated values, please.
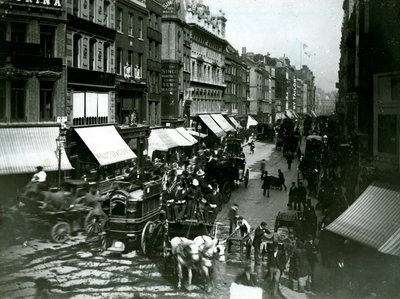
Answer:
[275, 112, 284, 120]
[148, 128, 180, 157]
[326, 182, 400, 256]
[75, 126, 136, 166]
[246, 115, 258, 129]
[187, 130, 207, 138]
[229, 117, 243, 129]
[210, 114, 236, 132]
[0, 126, 74, 175]
[311, 111, 318, 118]
[285, 111, 295, 119]
[175, 127, 198, 144]
[164, 128, 193, 147]
[199, 114, 226, 138]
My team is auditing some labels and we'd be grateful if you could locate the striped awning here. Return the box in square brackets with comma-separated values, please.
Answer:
[164, 128, 193, 147]
[175, 127, 198, 145]
[0, 126, 74, 175]
[75, 126, 136, 166]
[148, 128, 180, 157]
[229, 117, 243, 129]
[198, 114, 226, 138]
[210, 114, 236, 132]
[326, 182, 400, 256]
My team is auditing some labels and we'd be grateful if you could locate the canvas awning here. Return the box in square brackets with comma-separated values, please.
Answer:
[187, 130, 207, 138]
[210, 114, 236, 132]
[75, 126, 136, 166]
[0, 126, 74, 175]
[326, 182, 400, 256]
[198, 114, 226, 138]
[175, 127, 198, 144]
[164, 128, 193, 147]
[246, 115, 258, 128]
[148, 128, 180, 157]
[229, 117, 243, 129]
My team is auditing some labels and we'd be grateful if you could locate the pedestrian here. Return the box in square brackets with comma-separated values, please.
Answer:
[253, 221, 272, 266]
[228, 203, 239, 234]
[285, 151, 293, 170]
[291, 239, 312, 293]
[261, 171, 271, 197]
[278, 169, 287, 191]
[304, 234, 318, 290]
[267, 242, 287, 297]
[260, 159, 267, 177]
[296, 146, 302, 161]
[297, 181, 307, 211]
[249, 140, 255, 154]
[303, 205, 318, 239]
[288, 182, 298, 209]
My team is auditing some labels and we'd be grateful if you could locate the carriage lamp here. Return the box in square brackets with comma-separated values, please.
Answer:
[56, 128, 67, 189]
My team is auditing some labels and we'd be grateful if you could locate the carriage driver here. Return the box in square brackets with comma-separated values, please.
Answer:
[31, 166, 48, 192]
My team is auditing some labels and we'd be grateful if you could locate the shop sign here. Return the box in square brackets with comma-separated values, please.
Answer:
[16, 0, 62, 7]
[162, 64, 179, 93]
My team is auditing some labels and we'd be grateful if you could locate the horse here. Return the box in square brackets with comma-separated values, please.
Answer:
[170, 236, 200, 290]
[193, 235, 226, 292]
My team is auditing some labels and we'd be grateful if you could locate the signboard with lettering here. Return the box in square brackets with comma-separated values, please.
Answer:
[161, 64, 179, 95]
[15, 0, 62, 7]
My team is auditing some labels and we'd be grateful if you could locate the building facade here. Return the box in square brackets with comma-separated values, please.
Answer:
[186, 1, 227, 117]
[338, 0, 400, 177]
[0, 0, 66, 123]
[160, 0, 191, 127]
[224, 43, 248, 118]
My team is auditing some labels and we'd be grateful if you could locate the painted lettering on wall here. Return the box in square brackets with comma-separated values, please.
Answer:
[16, 0, 62, 7]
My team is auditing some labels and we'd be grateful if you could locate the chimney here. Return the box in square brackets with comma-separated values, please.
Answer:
[242, 47, 246, 55]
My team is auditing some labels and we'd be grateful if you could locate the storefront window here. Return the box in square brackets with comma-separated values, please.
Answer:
[378, 114, 397, 155]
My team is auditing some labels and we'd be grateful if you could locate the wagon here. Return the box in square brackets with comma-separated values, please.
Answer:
[268, 175, 280, 189]
[98, 179, 163, 253]
[274, 210, 302, 233]
[1, 179, 98, 246]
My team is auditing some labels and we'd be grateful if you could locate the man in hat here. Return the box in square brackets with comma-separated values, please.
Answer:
[186, 178, 203, 220]
[195, 168, 208, 189]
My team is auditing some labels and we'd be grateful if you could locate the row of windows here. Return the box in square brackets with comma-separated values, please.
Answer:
[148, 11, 161, 31]
[72, 35, 112, 72]
[117, 7, 143, 39]
[72, 0, 112, 28]
[147, 71, 161, 94]
[0, 22, 56, 58]
[116, 48, 143, 78]
[0, 80, 55, 122]
[191, 61, 221, 82]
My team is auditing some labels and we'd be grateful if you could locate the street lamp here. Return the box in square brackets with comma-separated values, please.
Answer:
[197, 124, 202, 150]
[56, 127, 67, 190]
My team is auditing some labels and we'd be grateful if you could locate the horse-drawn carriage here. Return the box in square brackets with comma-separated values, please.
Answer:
[0, 179, 104, 247]
[93, 179, 164, 253]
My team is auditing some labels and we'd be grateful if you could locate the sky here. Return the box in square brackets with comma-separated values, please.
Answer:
[203, 0, 344, 92]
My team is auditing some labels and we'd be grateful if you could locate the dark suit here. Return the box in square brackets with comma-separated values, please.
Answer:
[253, 226, 271, 265]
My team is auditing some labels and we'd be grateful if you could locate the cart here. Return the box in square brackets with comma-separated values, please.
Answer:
[1, 179, 99, 246]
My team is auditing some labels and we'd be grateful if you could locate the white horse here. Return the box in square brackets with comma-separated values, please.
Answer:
[170, 236, 200, 290]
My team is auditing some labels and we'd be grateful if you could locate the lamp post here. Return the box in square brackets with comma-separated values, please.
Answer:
[56, 128, 67, 190]
[197, 124, 202, 150]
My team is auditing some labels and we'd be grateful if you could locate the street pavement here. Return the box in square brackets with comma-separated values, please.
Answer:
[0, 137, 331, 299]
[216, 137, 312, 299]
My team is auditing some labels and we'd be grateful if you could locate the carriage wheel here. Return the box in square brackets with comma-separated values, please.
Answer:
[222, 181, 234, 201]
[141, 221, 155, 255]
[51, 222, 71, 243]
[84, 209, 108, 236]
[244, 169, 250, 188]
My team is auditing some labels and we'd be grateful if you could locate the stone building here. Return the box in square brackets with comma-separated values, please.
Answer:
[185, 1, 227, 116]
[0, 0, 73, 199]
[160, 0, 191, 127]
[338, 0, 400, 177]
